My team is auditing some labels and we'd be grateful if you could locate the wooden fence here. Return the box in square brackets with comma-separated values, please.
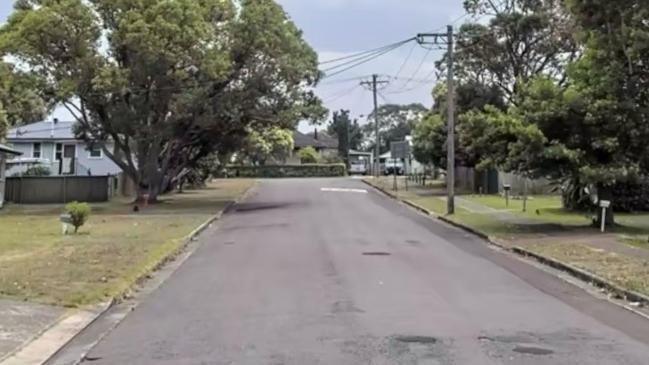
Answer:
[4, 175, 116, 204]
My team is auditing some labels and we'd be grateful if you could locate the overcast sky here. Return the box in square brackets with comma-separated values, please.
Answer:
[0, 0, 465, 128]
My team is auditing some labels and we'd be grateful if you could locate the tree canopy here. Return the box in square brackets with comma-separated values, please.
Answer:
[241, 126, 294, 166]
[454, 0, 578, 103]
[0, 0, 324, 201]
[0, 61, 51, 139]
[327, 109, 362, 165]
[363, 103, 427, 154]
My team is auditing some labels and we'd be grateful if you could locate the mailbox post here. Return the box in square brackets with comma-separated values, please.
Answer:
[599, 200, 611, 233]
[60, 214, 72, 235]
[503, 184, 512, 208]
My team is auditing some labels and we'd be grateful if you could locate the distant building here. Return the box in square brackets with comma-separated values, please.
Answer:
[289, 130, 339, 164]
[5, 119, 122, 176]
[0, 144, 22, 208]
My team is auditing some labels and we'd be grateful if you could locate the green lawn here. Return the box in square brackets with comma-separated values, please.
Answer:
[0, 179, 254, 307]
[464, 194, 592, 226]
[526, 242, 649, 297]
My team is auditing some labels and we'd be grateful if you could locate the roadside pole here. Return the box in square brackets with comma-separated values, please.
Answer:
[361, 75, 389, 177]
[417, 25, 455, 214]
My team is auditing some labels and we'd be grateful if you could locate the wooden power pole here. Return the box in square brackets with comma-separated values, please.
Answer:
[416, 25, 455, 214]
[361, 74, 389, 176]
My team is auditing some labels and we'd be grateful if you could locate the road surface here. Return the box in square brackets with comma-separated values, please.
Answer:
[79, 178, 649, 364]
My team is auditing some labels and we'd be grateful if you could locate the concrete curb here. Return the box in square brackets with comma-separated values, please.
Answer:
[362, 178, 649, 310]
[2, 184, 255, 365]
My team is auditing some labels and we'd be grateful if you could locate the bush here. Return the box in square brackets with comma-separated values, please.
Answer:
[23, 164, 51, 177]
[298, 146, 320, 164]
[227, 164, 346, 178]
[65, 201, 91, 233]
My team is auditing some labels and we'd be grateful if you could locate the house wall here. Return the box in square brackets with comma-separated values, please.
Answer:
[6, 141, 121, 176]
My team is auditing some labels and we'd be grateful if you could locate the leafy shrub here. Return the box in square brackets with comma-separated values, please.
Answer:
[322, 154, 344, 164]
[298, 146, 320, 164]
[227, 164, 346, 178]
[23, 164, 51, 176]
[65, 201, 91, 233]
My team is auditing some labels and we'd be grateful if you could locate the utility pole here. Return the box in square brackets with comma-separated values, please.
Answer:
[361, 74, 389, 176]
[417, 25, 455, 214]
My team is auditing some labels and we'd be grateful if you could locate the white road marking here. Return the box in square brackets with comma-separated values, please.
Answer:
[320, 188, 368, 194]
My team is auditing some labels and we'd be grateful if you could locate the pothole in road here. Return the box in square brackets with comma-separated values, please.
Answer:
[362, 252, 391, 256]
[478, 335, 555, 356]
[394, 335, 438, 344]
[513, 345, 554, 356]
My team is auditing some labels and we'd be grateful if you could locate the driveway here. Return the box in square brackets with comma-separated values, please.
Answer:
[74, 178, 649, 364]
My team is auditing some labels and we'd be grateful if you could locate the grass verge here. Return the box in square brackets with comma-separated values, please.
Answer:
[525, 243, 649, 297]
[0, 179, 254, 307]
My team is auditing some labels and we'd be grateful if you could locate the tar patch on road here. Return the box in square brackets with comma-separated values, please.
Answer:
[513, 345, 554, 355]
[393, 335, 438, 344]
[362, 252, 391, 256]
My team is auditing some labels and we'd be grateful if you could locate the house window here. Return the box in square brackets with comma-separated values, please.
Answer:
[88, 145, 102, 158]
[32, 143, 41, 158]
[55, 143, 62, 160]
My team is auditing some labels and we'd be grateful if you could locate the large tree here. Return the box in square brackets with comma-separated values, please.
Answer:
[0, 0, 323, 202]
[327, 109, 362, 166]
[0, 61, 51, 139]
[363, 103, 427, 154]
[454, 0, 579, 103]
[411, 80, 505, 168]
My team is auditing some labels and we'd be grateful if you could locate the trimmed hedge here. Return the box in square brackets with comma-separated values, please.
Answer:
[226, 164, 347, 178]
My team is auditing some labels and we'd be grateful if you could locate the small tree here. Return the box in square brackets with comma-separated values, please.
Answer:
[65, 201, 91, 233]
[242, 127, 294, 166]
[298, 146, 320, 164]
[23, 164, 51, 176]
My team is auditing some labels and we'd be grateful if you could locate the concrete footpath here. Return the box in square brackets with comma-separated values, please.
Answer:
[0, 299, 66, 362]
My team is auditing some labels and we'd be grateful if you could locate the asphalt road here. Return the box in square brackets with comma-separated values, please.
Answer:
[80, 178, 649, 364]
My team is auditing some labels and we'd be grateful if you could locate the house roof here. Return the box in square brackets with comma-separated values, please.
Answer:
[293, 130, 339, 149]
[7, 120, 76, 141]
[0, 143, 22, 155]
[307, 131, 339, 149]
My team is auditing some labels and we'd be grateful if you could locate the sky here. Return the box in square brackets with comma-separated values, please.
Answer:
[0, 0, 466, 129]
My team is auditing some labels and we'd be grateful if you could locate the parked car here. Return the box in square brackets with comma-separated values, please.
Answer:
[384, 159, 405, 175]
[349, 161, 368, 175]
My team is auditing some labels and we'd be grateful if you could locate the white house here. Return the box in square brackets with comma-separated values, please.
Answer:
[0, 143, 22, 208]
[5, 119, 121, 177]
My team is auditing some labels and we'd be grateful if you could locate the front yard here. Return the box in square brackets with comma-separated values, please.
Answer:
[0, 179, 254, 307]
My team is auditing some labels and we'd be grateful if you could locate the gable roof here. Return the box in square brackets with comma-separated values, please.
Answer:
[0, 143, 22, 155]
[293, 130, 339, 149]
[7, 120, 76, 141]
[307, 132, 339, 149]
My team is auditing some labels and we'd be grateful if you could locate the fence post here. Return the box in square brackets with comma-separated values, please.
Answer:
[63, 175, 67, 204]
[19, 175, 23, 204]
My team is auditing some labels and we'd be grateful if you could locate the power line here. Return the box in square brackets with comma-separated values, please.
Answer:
[392, 42, 417, 80]
[321, 84, 360, 103]
[390, 47, 434, 92]
[321, 40, 412, 74]
[318, 75, 370, 86]
[318, 38, 415, 65]
[322, 42, 410, 79]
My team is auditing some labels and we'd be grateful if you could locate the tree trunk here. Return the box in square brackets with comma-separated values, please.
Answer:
[135, 185, 148, 205]
[595, 183, 615, 227]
